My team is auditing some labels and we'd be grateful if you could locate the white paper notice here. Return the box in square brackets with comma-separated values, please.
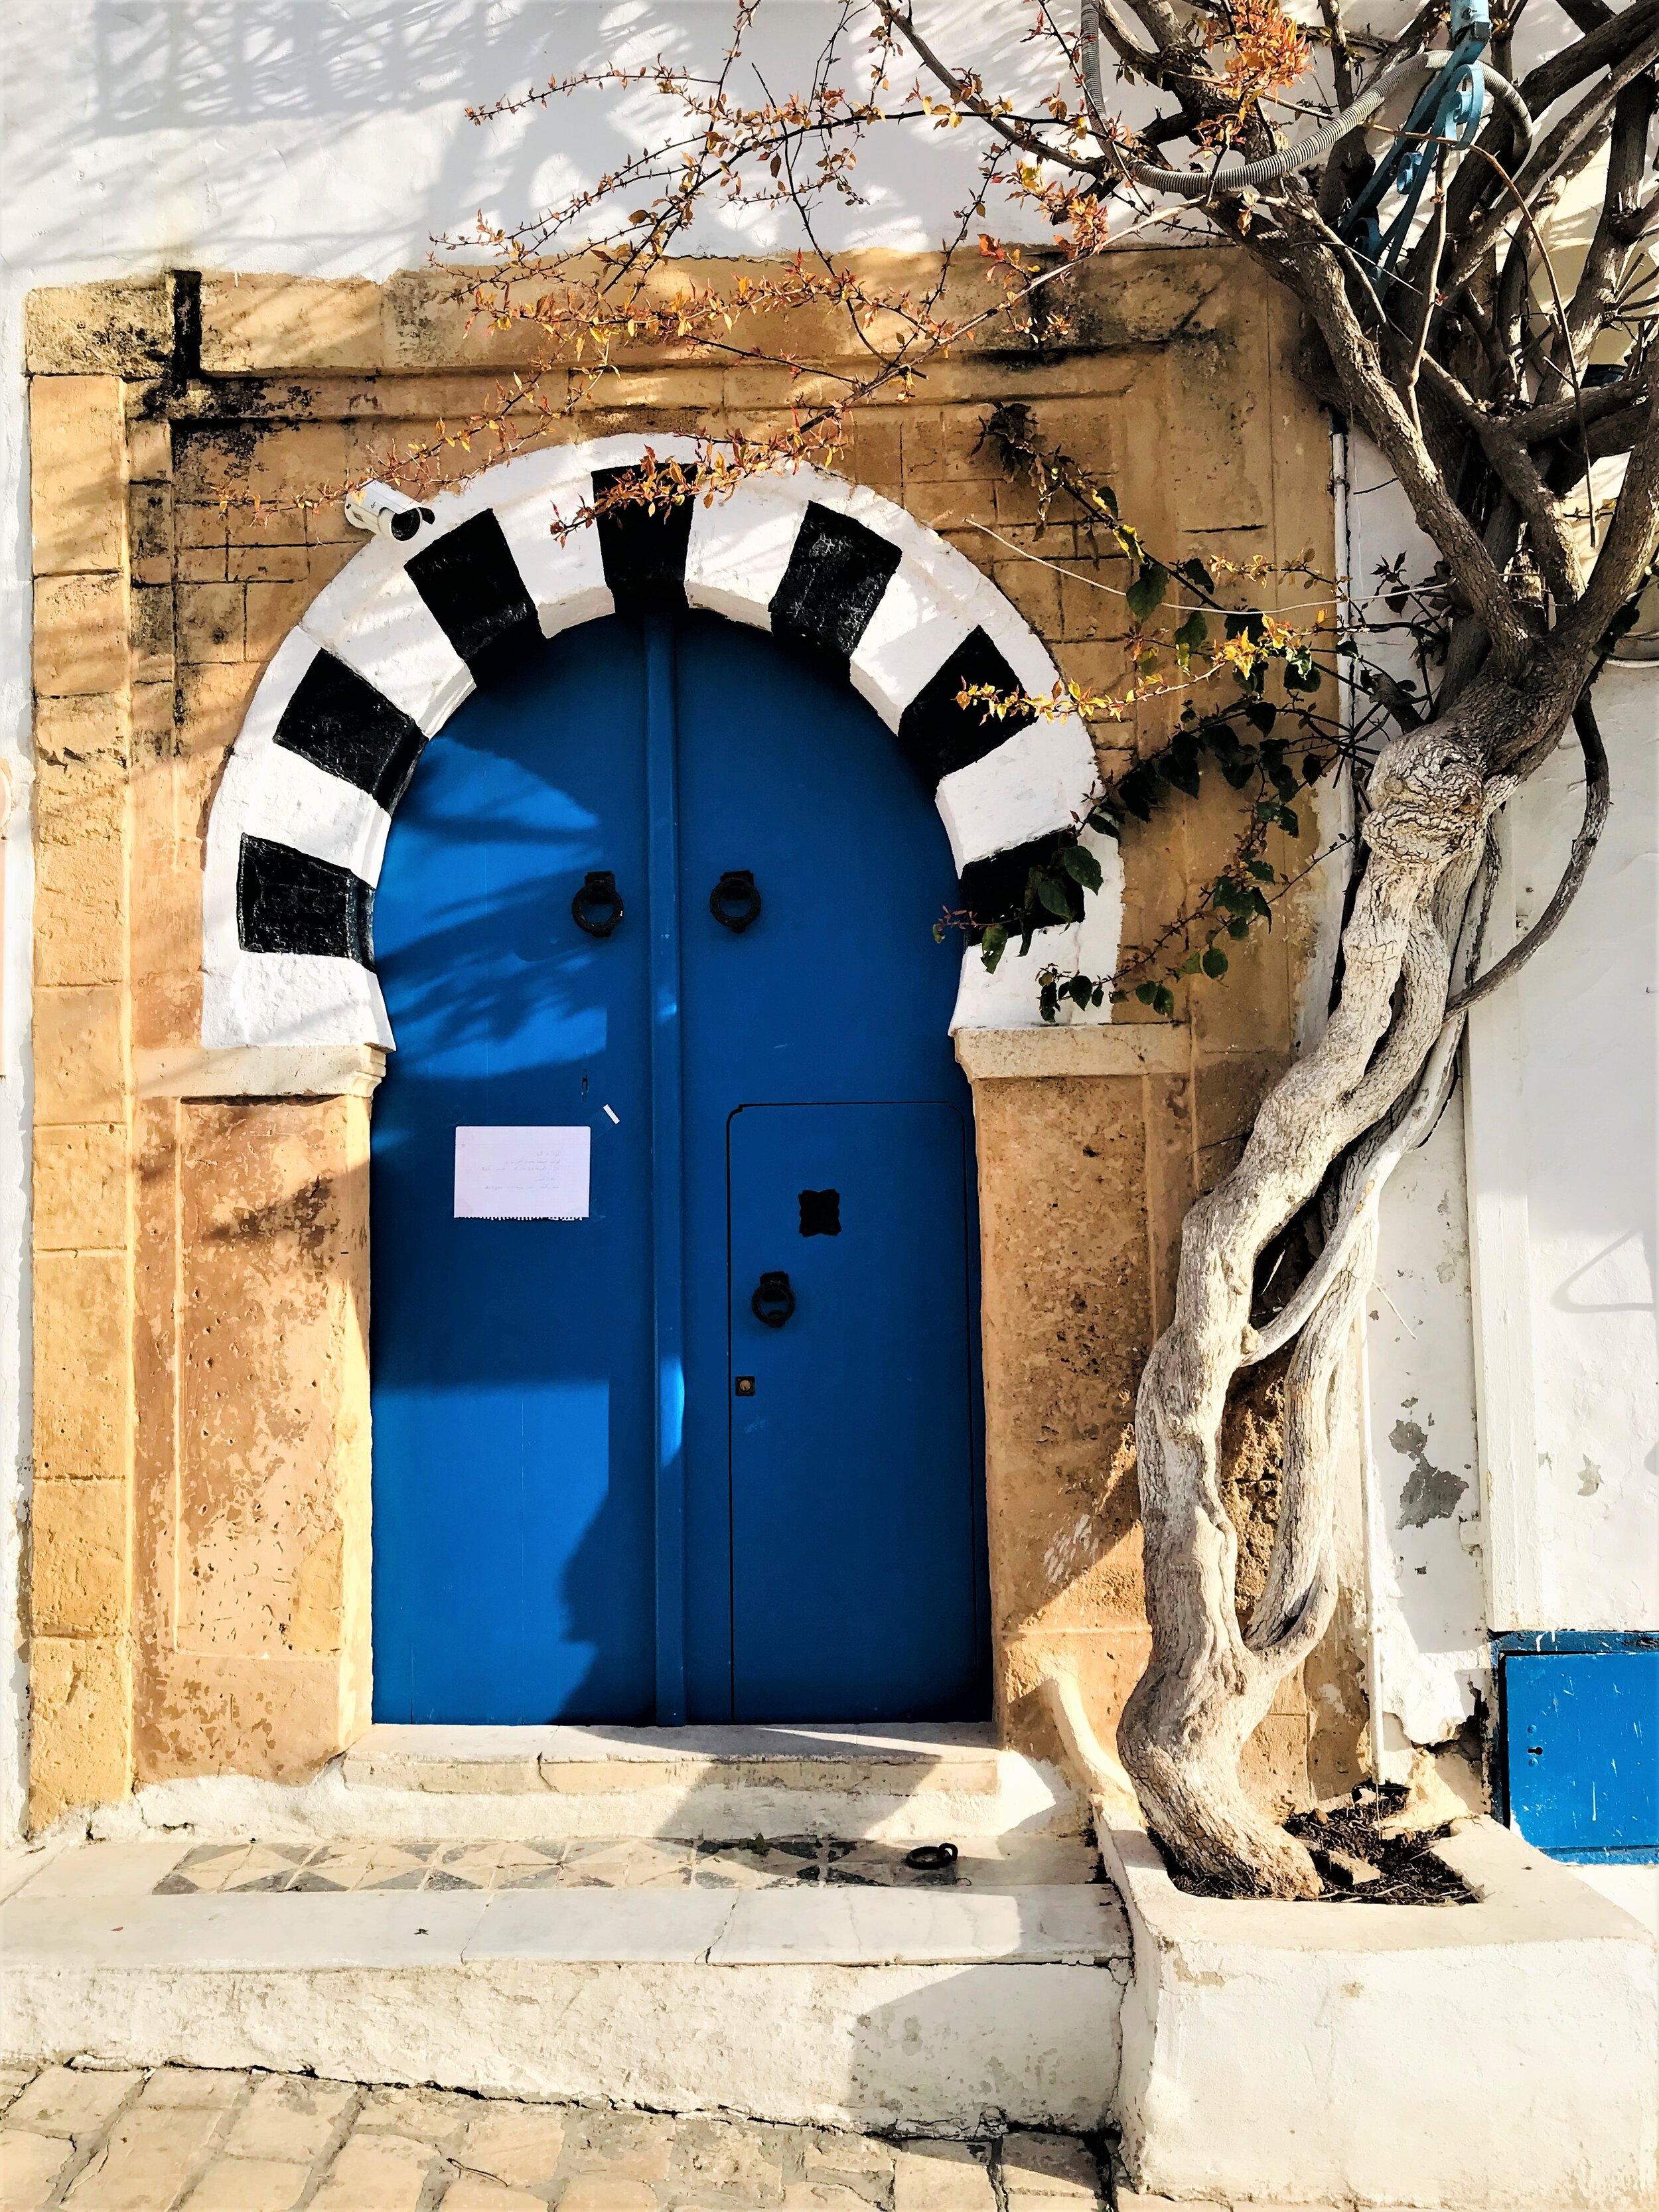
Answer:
[453, 1126, 591, 1220]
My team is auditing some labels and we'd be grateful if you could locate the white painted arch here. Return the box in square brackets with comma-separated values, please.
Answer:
[201, 439, 1122, 1050]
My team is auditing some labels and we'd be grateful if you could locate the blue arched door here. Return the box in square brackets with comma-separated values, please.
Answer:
[370, 611, 987, 1724]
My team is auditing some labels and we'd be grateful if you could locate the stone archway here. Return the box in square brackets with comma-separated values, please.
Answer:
[200, 438, 1121, 1051]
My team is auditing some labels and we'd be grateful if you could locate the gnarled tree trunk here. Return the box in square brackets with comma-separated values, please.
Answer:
[1119, 663, 1585, 1895]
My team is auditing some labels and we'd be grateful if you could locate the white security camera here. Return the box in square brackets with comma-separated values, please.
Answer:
[343, 480, 437, 543]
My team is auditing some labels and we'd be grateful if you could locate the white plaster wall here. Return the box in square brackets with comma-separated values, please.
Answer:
[1362, 1095, 1488, 1748]
[1487, 663, 1658, 1630]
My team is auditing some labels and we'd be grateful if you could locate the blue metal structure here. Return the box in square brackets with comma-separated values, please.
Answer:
[1494, 1632, 1659, 1864]
[369, 611, 987, 1724]
[1340, 0, 1491, 287]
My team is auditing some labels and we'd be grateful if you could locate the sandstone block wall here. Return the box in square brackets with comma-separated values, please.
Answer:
[25, 256, 1362, 1826]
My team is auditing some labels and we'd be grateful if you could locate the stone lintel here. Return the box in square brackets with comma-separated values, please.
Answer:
[954, 1023, 1189, 1080]
[135, 1045, 387, 1098]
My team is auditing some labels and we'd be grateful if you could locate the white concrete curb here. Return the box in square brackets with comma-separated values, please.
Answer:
[1103, 1818, 1659, 2211]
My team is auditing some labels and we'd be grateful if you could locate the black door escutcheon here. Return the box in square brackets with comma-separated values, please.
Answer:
[751, 1270, 796, 1327]
[572, 869, 624, 937]
[710, 869, 762, 932]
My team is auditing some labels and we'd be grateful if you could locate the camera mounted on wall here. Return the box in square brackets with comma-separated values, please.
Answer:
[343, 480, 436, 544]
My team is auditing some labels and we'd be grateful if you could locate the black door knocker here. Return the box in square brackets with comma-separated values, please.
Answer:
[571, 869, 624, 937]
[751, 1270, 796, 1328]
[710, 869, 762, 932]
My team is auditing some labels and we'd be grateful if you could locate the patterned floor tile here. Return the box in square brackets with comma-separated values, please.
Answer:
[559, 1838, 697, 1889]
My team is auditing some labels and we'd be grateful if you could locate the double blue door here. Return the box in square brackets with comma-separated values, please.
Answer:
[370, 612, 987, 1724]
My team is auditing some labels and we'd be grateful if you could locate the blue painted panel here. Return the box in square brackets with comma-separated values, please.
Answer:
[727, 1103, 982, 1721]
[673, 614, 985, 1720]
[1505, 1649, 1659, 1857]
[370, 620, 657, 1723]
[370, 610, 987, 1724]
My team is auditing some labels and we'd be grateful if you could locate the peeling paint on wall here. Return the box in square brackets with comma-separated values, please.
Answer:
[1392, 1406, 1469, 1530]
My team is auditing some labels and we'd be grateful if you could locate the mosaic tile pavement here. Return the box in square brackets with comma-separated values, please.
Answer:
[152, 1833, 1100, 1897]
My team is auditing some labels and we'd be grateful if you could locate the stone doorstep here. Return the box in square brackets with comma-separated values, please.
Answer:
[341, 1721, 1005, 1797]
[0, 1843, 1129, 2132]
[1, 1842, 1128, 1970]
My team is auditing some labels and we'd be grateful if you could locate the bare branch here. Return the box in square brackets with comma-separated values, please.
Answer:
[1520, 0, 1659, 118]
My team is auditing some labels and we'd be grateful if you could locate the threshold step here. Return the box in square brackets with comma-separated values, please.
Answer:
[0, 1840, 1127, 2131]
[341, 1721, 1003, 1795]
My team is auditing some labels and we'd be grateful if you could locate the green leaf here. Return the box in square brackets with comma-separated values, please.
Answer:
[1086, 806, 1122, 839]
[1066, 974, 1094, 1010]
[1277, 806, 1300, 838]
[1125, 562, 1171, 623]
[1244, 701, 1277, 735]
[1302, 755, 1325, 784]
[1175, 557, 1214, 598]
[1135, 980, 1159, 1006]
[1160, 745, 1201, 798]
[1152, 983, 1177, 1018]
[1035, 871, 1075, 921]
[980, 921, 1008, 974]
[1173, 608, 1208, 653]
[1228, 915, 1252, 940]
[1039, 980, 1060, 1024]
[1058, 844, 1104, 893]
[1118, 765, 1159, 820]
[1283, 660, 1321, 694]
[1248, 886, 1273, 923]
[1201, 946, 1229, 978]
[1246, 859, 1275, 882]
[1177, 951, 1202, 978]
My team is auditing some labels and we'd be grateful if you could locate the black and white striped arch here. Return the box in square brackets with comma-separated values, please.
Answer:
[202, 438, 1122, 1049]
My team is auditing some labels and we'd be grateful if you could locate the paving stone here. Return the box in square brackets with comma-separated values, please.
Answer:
[458, 2103, 566, 2185]
[804, 2136, 891, 2177]
[1000, 2130, 1101, 2198]
[557, 2109, 676, 2182]
[0, 2129, 77, 2211]
[668, 2115, 785, 2202]
[310, 2128, 437, 2211]
[1112, 2195, 1183, 2210]
[8, 2065, 140, 2139]
[1007, 2195, 1103, 2212]
[218, 2075, 356, 2164]
[358, 2084, 473, 2144]
[439, 2177, 545, 2211]
[557, 2181, 659, 2211]
[0, 2073, 36, 2116]
[62, 2104, 226, 2208]
[135, 2069, 246, 2110]
[180, 2154, 311, 2210]
[893, 2141, 995, 2211]
[778, 2189, 875, 2211]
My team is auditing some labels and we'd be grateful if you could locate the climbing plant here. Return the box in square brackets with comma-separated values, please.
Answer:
[264, 0, 1657, 1897]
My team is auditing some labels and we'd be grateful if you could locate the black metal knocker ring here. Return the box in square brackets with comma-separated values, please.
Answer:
[751, 1270, 796, 1328]
[572, 869, 624, 938]
[904, 1842, 959, 1872]
[710, 869, 762, 932]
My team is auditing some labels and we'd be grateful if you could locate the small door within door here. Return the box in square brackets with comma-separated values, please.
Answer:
[728, 1102, 981, 1720]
